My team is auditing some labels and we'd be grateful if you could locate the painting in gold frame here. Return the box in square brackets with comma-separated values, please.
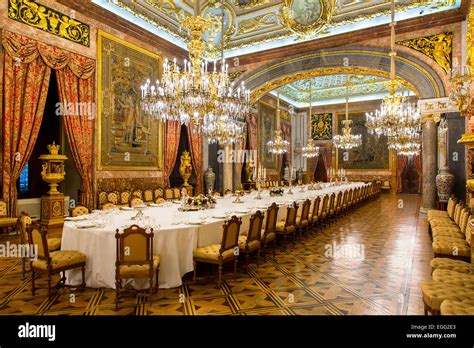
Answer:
[336, 111, 390, 170]
[98, 30, 163, 170]
[258, 101, 277, 170]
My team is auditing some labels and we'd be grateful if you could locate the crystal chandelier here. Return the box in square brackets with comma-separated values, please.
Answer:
[302, 79, 320, 158]
[333, 76, 362, 150]
[388, 130, 421, 156]
[141, 0, 250, 133]
[447, 60, 472, 115]
[365, 0, 421, 156]
[267, 92, 289, 155]
[202, 0, 245, 144]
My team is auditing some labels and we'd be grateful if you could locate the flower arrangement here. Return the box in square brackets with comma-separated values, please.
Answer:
[269, 187, 284, 197]
[182, 194, 216, 210]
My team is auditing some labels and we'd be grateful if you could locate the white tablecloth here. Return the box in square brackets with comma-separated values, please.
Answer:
[61, 182, 366, 289]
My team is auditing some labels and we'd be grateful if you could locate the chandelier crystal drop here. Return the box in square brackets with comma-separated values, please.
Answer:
[140, 0, 250, 141]
[333, 76, 362, 150]
[302, 79, 320, 158]
[364, 0, 421, 156]
[267, 92, 289, 155]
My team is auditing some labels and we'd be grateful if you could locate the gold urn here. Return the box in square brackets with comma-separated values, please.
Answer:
[39, 142, 68, 237]
[179, 150, 193, 187]
[39, 142, 68, 195]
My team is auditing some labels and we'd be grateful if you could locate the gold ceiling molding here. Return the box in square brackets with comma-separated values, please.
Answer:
[7, 0, 90, 46]
[280, 0, 336, 36]
[228, 70, 246, 81]
[249, 67, 419, 103]
[237, 12, 278, 35]
[230, 0, 274, 10]
[397, 32, 453, 73]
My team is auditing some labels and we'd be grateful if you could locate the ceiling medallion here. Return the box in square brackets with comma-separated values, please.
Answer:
[280, 0, 336, 37]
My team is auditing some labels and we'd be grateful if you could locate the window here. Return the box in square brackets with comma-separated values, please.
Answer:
[19, 163, 29, 195]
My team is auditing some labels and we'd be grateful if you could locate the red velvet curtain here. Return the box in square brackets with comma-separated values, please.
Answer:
[1, 31, 96, 214]
[396, 155, 408, 193]
[56, 65, 95, 209]
[413, 154, 422, 194]
[1, 32, 51, 216]
[188, 122, 203, 193]
[164, 120, 181, 188]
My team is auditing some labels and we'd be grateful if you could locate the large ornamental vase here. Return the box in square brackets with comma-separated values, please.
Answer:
[204, 167, 216, 193]
[435, 166, 455, 202]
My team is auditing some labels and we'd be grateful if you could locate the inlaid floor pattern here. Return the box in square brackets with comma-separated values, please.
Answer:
[0, 194, 432, 315]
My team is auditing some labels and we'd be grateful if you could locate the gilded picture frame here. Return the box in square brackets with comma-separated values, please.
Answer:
[280, 0, 335, 36]
[335, 111, 391, 171]
[258, 101, 277, 170]
[98, 30, 163, 171]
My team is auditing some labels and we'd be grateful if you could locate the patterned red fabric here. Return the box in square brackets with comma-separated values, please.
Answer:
[56, 67, 95, 209]
[396, 155, 408, 193]
[311, 147, 331, 181]
[188, 122, 203, 193]
[2, 51, 51, 216]
[413, 154, 422, 193]
[164, 121, 181, 187]
[234, 124, 247, 188]
[1, 30, 96, 214]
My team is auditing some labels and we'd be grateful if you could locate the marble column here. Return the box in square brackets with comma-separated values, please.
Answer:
[223, 144, 233, 193]
[421, 117, 437, 213]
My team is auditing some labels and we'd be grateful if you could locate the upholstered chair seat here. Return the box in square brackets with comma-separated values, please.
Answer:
[155, 198, 166, 205]
[238, 236, 260, 252]
[276, 221, 295, 234]
[261, 229, 276, 242]
[420, 280, 474, 314]
[32, 250, 86, 271]
[431, 229, 464, 239]
[440, 299, 474, 315]
[431, 269, 474, 288]
[193, 244, 235, 261]
[430, 258, 473, 274]
[432, 238, 470, 258]
[296, 217, 309, 228]
[119, 255, 160, 278]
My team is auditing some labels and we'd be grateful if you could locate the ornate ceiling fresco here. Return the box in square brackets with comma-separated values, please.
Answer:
[93, 0, 459, 58]
[272, 74, 416, 107]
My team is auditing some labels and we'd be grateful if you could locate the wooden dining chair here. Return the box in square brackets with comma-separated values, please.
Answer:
[164, 188, 174, 200]
[115, 225, 160, 309]
[154, 188, 164, 200]
[238, 210, 264, 271]
[130, 197, 144, 207]
[132, 189, 143, 199]
[70, 205, 89, 217]
[275, 202, 299, 250]
[261, 203, 278, 260]
[98, 191, 108, 208]
[296, 199, 311, 238]
[309, 196, 321, 233]
[143, 189, 154, 203]
[193, 216, 242, 287]
[119, 191, 131, 207]
[102, 203, 117, 210]
[28, 223, 86, 298]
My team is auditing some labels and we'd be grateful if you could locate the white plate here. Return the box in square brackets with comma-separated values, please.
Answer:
[120, 207, 134, 211]
[76, 222, 98, 229]
[188, 220, 204, 225]
[236, 210, 249, 214]
[212, 214, 227, 219]
[148, 203, 161, 207]
[65, 216, 88, 221]
[256, 206, 268, 210]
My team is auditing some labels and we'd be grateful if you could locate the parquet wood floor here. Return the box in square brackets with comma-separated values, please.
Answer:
[0, 194, 432, 315]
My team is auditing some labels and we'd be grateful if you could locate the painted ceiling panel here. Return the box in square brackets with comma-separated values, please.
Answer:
[92, 0, 460, 58]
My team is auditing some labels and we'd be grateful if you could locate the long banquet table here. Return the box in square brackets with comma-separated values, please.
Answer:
[62, 182, 367, 289]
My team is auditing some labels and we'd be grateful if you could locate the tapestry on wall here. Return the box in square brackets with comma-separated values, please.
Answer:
[258, 102, 277, 170]
[311, 113, 332, 140]
[337, 111, 389, 170]
[98, 31, 163, 170]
